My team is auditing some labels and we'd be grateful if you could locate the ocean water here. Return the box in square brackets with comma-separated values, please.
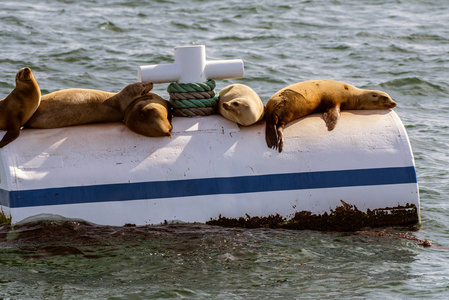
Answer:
[1, 0, 449, 298]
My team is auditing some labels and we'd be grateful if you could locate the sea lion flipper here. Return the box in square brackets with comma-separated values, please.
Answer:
[276, 126, 284, 153]
[265, 123, 277, 149]
[265, 114, 280, 150]
[0, 127, 20, 148]
[323, 104, 341, 131]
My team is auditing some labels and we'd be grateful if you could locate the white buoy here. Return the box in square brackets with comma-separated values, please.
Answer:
[137, 45, 244, 83]
[0, 46, 420, 229]
[0, 110, 420, 229]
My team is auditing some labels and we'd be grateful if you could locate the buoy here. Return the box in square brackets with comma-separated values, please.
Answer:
[0, 46, 419, 230]
[0, 110, 419, 229]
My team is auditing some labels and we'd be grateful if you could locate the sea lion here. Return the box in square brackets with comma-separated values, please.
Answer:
[26, 82, 153, 129]
[0, 67, 41, 148]
[218, 84, 264, 126]
[124, 93, 172, 137]
[265, 80, 397, 152]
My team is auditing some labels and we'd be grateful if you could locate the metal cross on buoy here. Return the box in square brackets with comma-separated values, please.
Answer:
[137, 45, 244, 84]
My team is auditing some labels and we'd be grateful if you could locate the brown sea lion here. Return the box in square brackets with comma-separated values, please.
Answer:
[0, 67, 41, 148]
[26, 82, 153, 129]
[124, 93, 172, 137]
[265, 80, 397, 152]
[218, 84, 264, 126]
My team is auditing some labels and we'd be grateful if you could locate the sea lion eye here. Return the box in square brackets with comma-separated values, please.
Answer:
[372, 93, 378, 98]
[232, 102, 239, 106]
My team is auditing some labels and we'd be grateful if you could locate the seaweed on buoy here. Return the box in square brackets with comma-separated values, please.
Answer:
[207, 201, 419, 232]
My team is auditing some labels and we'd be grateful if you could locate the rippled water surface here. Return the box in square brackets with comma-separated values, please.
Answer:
[1, 0, 449, 298]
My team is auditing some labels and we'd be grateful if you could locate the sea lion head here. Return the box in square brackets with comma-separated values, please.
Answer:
[357, 90, 397, 110]
[218, 84, 264, 126]
[16, 67, 33, 81]
[15, 67, 36, 86]
[140, 81, 154, 96]
[122, 81, 154, 99]
[124, 93, 172, 137]
[221, 99, 263, 126]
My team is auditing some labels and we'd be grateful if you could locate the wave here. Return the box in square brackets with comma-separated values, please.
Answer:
[0, 215, 244, 259]
[380, 77, 448, 96]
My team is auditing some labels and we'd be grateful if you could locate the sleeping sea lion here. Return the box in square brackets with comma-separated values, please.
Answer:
[26, 82, 153, 129]
[265, 80, 397, 152]
[218, 84, 264, 126]
[124, 93, 172, 137]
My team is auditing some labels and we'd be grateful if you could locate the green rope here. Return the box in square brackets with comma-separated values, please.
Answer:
[170, 94, 218, 109]
[167, 80, 218, 117]
[167, 80, 216, 93]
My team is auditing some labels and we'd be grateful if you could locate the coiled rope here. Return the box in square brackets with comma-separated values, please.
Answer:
[168, 80, 219, 117]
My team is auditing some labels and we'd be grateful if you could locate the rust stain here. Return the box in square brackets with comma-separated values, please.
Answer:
[206, 200, 419, 232]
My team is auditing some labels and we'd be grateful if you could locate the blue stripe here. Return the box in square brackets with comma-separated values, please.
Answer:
[1, 166, 417, 208]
